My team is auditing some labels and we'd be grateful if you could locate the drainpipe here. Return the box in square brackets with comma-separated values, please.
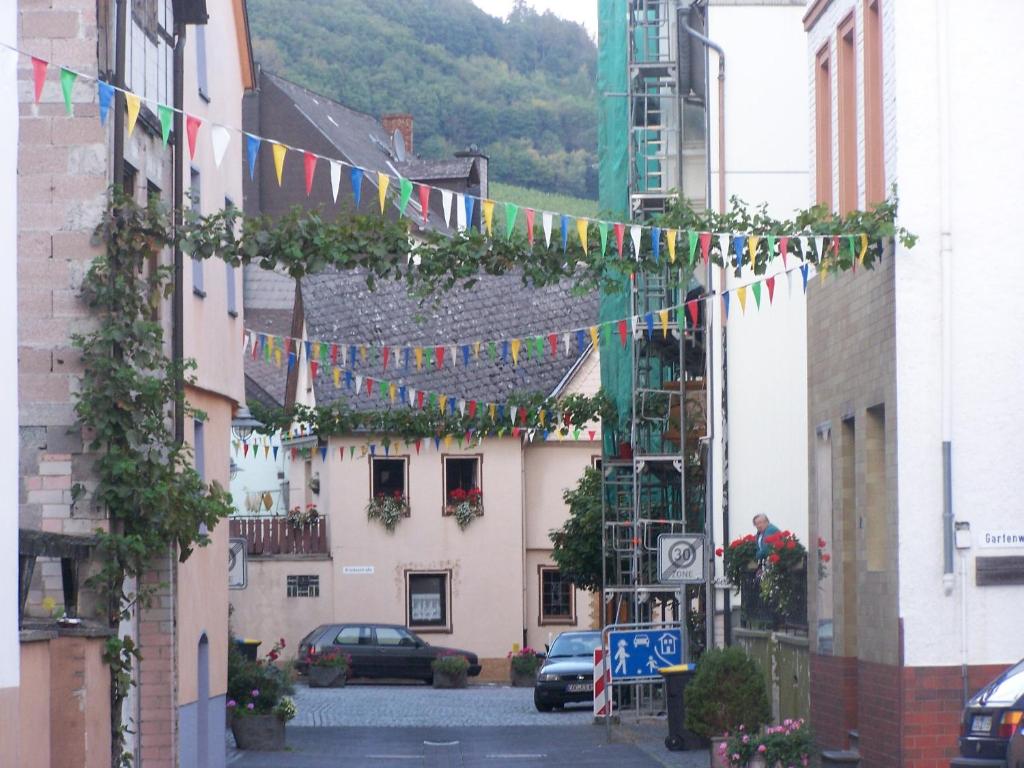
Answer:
[682, 15, 726, 650]
[112, 0, 126, 188]
[172, 21, 186, 446]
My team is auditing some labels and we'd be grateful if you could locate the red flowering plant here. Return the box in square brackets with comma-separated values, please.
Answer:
[507, 646, 543, 676]
[817, 536, 832, 581]
[366, 489, 410, 532]
[310, 646, 351, 672]
[286, 503, 319, 527]
[446, 486, 483, 530]
[226, 637, 296, 722]
[758, 530, 808, 621]
[721, 534, 759, 590]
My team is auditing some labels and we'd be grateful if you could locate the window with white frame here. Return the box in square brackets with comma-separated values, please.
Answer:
[407, 571, 450, 631]
[539, 566, 575, 625]
[286, 575, 319, 598]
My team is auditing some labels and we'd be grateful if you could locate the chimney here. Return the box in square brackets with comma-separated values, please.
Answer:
[381, 114, 413, 156]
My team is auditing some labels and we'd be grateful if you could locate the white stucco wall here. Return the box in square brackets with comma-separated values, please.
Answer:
[1, 4, 20, 692]
[707, 2, 810, 561]
[890, 0, 1024, 668]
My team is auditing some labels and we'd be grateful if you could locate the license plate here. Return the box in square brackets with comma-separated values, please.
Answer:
[971, 715, 992, 733]
[567, 683, 593, 693]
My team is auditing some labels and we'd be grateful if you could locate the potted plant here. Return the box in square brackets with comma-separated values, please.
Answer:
[446, 487, 483, 530]
[308, 647, 351, 688]
[718, 718, 813, 767]
[684, 647, 771, 768]
[508, 647, 542, 687]
[366, 490, 409, 532]
[286, 503, 318, 528]
[431, 653, 470, 688]
[227, 638, 296, 750]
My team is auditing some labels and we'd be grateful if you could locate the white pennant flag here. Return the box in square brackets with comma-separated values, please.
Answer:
[441, 190, 454, 227]
[243, 331, 252, 354]
[563, 333, 570, 355]
[355, 375, 363, 393]
[211, 125, 231, 168]
[329, 161, 341, 203]
[510, 406, 518, 424]
[456, 193, 467, 232]
[542, 212, 553, 248]
[630, 225, 642, 259]
[799, 236, 810, 261]
[449, 346, 457, 368]
[408, 388, 417, 407]
[818, 236, 829, 261]
[718, 234, 730, 262]
[458, 399, 466, 416]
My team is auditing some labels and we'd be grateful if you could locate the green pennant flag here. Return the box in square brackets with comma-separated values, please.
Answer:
[688, 231, 699, 266]
[59, 68, 77, 115]
[488, 340, 497, 361]
[158, 104, 173, 148]
[504, 202, 518, 239]
[534, 336, 544, 359]
[428, 392, 437, 409]
[752, 281, 762, 309]
[599, 222, 609, 257]
[398, 178, 413, 216]
[379, 379, 389, 398]
[349, 446, 356, 458]
[423, 347, 434, 368]
[767, 234, 777, 261]
[847, 235, 857, 263]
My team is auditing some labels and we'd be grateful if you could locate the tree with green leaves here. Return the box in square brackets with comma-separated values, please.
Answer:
[549, 467, 604, 593]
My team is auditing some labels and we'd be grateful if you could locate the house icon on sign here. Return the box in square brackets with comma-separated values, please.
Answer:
[657, 633, 677, 657]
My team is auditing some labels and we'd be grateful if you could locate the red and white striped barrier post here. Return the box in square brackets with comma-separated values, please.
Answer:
[593, 646, 612, 718]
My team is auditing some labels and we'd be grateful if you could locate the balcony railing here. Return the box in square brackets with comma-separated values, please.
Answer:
[229, 516, 328, 556]
[738, 558, 808, 632]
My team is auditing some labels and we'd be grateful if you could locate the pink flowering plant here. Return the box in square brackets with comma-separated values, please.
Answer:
[720, 719, 813, 768]
[227, 637, 296, 721]
[507, 646, 543, 676]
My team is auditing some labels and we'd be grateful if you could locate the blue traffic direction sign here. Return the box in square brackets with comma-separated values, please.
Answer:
[607, 628, 683, 680]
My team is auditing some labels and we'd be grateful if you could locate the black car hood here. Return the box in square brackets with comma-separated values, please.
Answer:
[540, 657, 593, 676]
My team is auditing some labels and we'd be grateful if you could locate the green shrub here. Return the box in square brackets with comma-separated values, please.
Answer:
[227, 638, 295, 719]
[684, 647, 771, 739]
[431, 653, 470, 675]
[508, 647, 542, 676]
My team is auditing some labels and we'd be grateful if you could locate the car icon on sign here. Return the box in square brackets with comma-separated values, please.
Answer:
[634, 635, 650, 648]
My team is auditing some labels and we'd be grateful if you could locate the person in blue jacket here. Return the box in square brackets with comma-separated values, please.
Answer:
[753, 514, 781, 560]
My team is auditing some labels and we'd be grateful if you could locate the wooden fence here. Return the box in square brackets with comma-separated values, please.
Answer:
[733, 628, 810, 724]
[228, 516, 328, 556]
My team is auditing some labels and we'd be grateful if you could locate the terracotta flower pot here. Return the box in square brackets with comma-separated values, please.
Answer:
[231, 714, 286, 751]
[710, 736, 729, 768]
[308, 665, 346, 688]
[432, 668, 468, 688]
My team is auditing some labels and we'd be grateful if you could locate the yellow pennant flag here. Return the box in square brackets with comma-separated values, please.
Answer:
[489, 403, 496, 420]
[378, 173, 390, 214]
[658, 308, 669, 336]
[438, 394, 448, 413]
[359, 345, 368, 364]
[274, 349, 282, 367]
[667, 229, 677, 263]
[510, 338, 521, 365]
[859, 233, 868, 263]
[589, 326, 599, 348]
[576, 219, 589, 253]
[473, 340, 481, 359]
[737, 285, 748, 313]
[333, 367, 341, 388]
[539, 409, 547, 426]
[271, 143, 287, 186]
[482, 199, 495, 236]
[444, 434, 453, 449]
[125, 93, 141, 136]
[389, 383, 396, 403]
[414, 347, 423, 370]
[747, 236, 760, 268]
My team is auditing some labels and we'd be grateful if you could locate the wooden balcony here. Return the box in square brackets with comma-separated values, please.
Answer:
[228, 516, 328, 556]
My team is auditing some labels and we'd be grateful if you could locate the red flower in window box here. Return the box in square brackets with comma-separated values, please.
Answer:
[446, 487, 483, 530]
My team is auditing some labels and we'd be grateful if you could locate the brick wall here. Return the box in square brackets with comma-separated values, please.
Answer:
[859, 659, 901, 767]
[137, 554, 177, 768]
[810, 653, 858, 750]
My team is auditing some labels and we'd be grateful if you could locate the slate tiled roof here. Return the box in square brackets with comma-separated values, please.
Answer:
[301, 269, 598, 411]
[244, 308, 293, 408]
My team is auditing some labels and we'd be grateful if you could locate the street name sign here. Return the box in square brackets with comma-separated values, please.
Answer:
[607, 628, 684, 680]
[657, 533, 705, 584]
[228, 538, 247, 589]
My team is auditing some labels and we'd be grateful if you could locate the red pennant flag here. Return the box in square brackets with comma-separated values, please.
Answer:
[415, 439, 422, 454]
[435, 346, 445, 368]
[588, 430, 596, 440]
[330, 344, 339, 364]
[613, 223, 625, 257]
[686, 300, 699, 328]
[303, 151, 317, 196]
[780, 236, 790, 267]
[31, 57, 47, 103]
[366, 377, 374, 395]
[382, 347, 390, 371]
[617, 319, 628, 347]
[310, 360, 319, 378]
[242, 443, 249, 457]
[283, 337, 291, 354]
[291, 447, 298, 460]
[766, 276, 776, 303]
[416, 390, 425, 409]
[186, 115, 201, 159]
[548, 333, 558, 357]
[339, 446, 345, 461]
[520, 407, 528, 425]
[468, 400, 477, 418]
[418, 184, 430, 222]
[699, 232, 712, 263]
[832, 235, 840, 258]
[525, 208, 535, 245]
[512, 427, 521, 438]
[564, 412, 572, 427]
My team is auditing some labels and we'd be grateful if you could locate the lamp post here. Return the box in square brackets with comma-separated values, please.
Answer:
[231, 405, 262, 443]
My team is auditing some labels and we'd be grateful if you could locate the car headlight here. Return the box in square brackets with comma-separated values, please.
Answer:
[538, 673, 560, 682]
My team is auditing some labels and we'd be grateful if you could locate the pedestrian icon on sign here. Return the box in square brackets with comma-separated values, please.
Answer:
[613, 639, 630, 676]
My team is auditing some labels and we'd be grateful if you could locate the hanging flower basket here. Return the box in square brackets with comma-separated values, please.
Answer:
[366, 491, 409, 531]
[445, 488, 483, 530]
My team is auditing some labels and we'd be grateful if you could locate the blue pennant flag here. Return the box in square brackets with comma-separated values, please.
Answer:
[497, 404, 505, 422]
[272, 446, 279, 460]
[732, 235, 745, 268]
[576, 329, 586, 354]
[287, 352, 296, 371]
[349, 345, 358, 367]
[651, 227, 661, 263]
[384, 443, 390, 456]
[403, 347, 411, 371]
[319, 446, 327, 462]
[350, 167, 364, 208]
[645, 312, 654, 338]
[399, 385, 407, 404]
[801, 264, 809, 292]
[465, 195, 476, 230]
[461, 345, 470, 367]
[246, 134, 261, 180]
[304, 340, 312, 361]
[448, 399, 456, 415]
[98, 81, 114, 125]
[500, 340, 509, 364]
[543, 430, 550, 441]
[369, 444, 376, 457]
[560, 215, 570, 253]
[344, 370, 353, 390]
[434, 437, 441, 450]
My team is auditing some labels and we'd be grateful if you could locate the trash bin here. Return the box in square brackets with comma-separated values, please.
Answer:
[659, 663, 697, 751]
[235, 638, 261, 661]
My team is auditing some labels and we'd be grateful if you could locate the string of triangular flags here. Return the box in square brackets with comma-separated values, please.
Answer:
[10, 41, 872, 261]
[244, 250, 831, 382]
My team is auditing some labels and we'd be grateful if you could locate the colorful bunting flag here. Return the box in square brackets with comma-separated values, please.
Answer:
[350, 167, 364, 207]
[31, 57, 47, 103]
[576, 218, 588, 253]
[614, 223, 624, 257]
[737, 285, 748, 313]
[59, 67, 76, 114]
[125, 92, 141, 136]
[98, 81, 114, 125]
[525, 208, 535, 246]
[630, 225, 642, 260]
[186, 114, 201, 159]
[651, 227, 661, 263]
[399, 178, 413, 216]
[377, 172, 390, 213]
[303, 151, 317, 196]
[542, 212, 553, 248]
[482, 198, 495, 235]
[666, 229, 677, 264]
[419, 184, 431, 222]
[271, 142, 287, 186]
[246, 134, 261, 179]
[158, 104, 173, 147]
[599, 222, 609, 257]
[560, 214, 570, 253]
[329, 160, 342, 203]
[212, 125, 231, 168]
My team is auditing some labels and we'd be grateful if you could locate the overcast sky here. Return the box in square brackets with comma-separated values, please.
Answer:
[471, 0, 598, 38]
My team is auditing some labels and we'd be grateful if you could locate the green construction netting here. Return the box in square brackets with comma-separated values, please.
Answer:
[597, 0, 632, 456]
